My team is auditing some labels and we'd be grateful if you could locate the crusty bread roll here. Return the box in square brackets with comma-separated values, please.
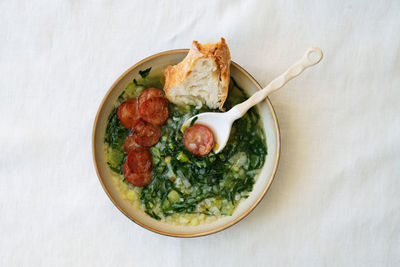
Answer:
[163, 38, 231, 110]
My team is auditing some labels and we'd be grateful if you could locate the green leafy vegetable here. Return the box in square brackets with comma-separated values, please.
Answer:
[104, 107, 129, 174]
[104, 71, 267, 219]
[139, 80, 267, 217]
[123, 68, 163, 99]
[189, 116, 198, 127]
[139, 67, 151, 78]
[177, 151, 192, 163]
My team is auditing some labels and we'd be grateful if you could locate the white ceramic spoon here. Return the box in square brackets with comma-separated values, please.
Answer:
[183, 47, 323, 154]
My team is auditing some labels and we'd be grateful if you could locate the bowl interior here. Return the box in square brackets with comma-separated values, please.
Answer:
[93, 50, 280, 237]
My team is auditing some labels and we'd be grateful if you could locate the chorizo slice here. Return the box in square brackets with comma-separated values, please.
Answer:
[126, 147, 152, 173]
[138, 88, 165, 106]
[133, 119, 161, 147]
[117, 99, 140, 129]
[139, 97, 169, 125]
[183, 124, 215, 156]
[123, 160, 152, 187]
[123, 133, 139, 154]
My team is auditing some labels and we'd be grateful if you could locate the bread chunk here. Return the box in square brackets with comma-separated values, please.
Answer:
[163, 38, 231, 110]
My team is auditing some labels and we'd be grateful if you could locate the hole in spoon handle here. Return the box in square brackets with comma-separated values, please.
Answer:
[304, 47, 323, 66]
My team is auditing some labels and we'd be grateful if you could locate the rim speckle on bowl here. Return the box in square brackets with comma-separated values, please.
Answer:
[92, 49, 280, 237]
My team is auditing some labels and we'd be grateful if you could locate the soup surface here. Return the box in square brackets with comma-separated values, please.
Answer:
[104, 69, 267, 225]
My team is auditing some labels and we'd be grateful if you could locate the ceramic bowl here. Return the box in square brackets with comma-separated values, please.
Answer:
[92, 49, 280, 237]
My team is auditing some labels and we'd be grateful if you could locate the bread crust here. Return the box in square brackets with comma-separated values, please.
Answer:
[163, 38, 231, 110]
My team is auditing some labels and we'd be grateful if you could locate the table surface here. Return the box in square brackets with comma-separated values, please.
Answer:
[1, 0, 399, 266]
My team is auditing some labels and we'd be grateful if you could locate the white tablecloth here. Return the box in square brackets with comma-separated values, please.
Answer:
[1, 0, 399, 266]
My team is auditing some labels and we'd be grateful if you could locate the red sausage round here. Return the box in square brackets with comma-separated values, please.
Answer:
[123, 133, 139, 154]
[139, 97, 169, 125]
[126, 147, 152, 173]
[133, 119, 161, 147]
[183, 124, 215, 156]
[123, 160, 152, 187]
[117, 99, 140, 129]
[139, 88, 165, 107]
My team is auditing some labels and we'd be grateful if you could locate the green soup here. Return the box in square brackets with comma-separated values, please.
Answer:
[104, 69, 267, 223]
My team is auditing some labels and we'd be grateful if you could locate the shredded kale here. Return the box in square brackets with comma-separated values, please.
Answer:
[126, 73, 162, 98]
[104, 107, 129, 174]
[104, 70, 267, 218]
[139, 67, 151, 78]
[189, 116, 198, 127]
[145, 210, 161, 220]
[139, 81, 267, 217]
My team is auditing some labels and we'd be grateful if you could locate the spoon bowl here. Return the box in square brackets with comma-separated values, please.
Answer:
[184, 112, 235, 153]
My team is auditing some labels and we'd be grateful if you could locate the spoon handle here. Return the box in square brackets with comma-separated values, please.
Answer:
[228, 47, 323, 118]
